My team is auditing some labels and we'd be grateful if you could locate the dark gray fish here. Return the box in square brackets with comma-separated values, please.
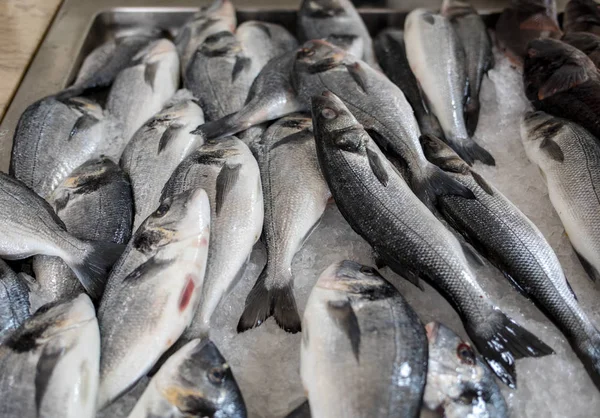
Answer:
[442, 0, 494, 137]
[0, 259, 31, 340]
[562, 31, 600, 70]
[301, 261, 427, 418]
[0, 172, 123, 300]
[0, 294, 100, 418]
[128, 339, 247, 418]
[374, 29, 444, 139]
[31, 157, 133, 307]
[297, 0, 378, 67]
[564, 0, 600, 36]
[424, 322, 508, 418]
[311, 91, 553, 388]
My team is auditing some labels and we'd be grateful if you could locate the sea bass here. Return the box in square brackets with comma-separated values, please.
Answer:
[301, 261, 427, 418]
[311, 91, 553, 387]
[404, 9, 494, 165]
[97, 188, 210, 408]
[564, 0, 600, 35]
[562, 31, 600, 69]
[0, 259, 31, 340]
[0, 294, 100, 418]
[237, 115, 330, 333]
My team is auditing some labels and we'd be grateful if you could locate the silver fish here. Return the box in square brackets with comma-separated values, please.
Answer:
[0, 172, 123, 299]
[162, 138, 263, 337]
[121, 90, 205, 230]
[238, 115, 330, 333]
[97, 378, 149, 418]
[106, 39, 180, 142]
[128, 339, 247, 418]
[0, 294, 100, 418]
[404, 9, 494, 165]
[97, 188, 210, 408]
[0, 259, 31, 340]
[424, 322, 508, 418]
[311, 91, 553, 387]
[301, 261, 427, 418]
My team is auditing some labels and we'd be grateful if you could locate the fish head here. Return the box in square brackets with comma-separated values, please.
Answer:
[295, 40, 349, 74]
[520, 110, 567, 163]
[317, 261, 396, 300]
[133, 188, 210, 254]
[163, 339, 247, 418]
[564, 0, 600, 30]
[198, 0, 236, 30]
[300, 0, 347, 18]
[200, 31, 241, 57]
[405, 9, 439, 32]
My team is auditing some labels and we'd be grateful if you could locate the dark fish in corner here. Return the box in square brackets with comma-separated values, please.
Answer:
[564, 0, 600, 36]
[562, 31, 600, 69]
[311, 91, 553, 388]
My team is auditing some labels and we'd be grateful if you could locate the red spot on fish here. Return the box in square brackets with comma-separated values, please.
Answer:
[179, 275, 196, 312]
[200, 237, 208, 247]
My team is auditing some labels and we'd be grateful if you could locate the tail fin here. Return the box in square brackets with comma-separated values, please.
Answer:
[467, 310, 554, 388]
[576, 329, 600, 390]
[465, 98, 481, 137]
[191, 113, 248, 141]
[69, 241, 125, 300]
[451, 139, 495, 166]
[237, 266, 301, 334]
[413, 164, 475, 211]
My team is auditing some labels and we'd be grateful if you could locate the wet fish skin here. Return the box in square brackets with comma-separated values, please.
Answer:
[0, 259, 31, 340]
[441, 0, 494, 137]
[564, 0, 600, 35]
[311, 91, 553, 387]
[107, 39, 180, 143]
[0, 294, 100, 418]
[523, 38, 600, 140]
[424, 322, 508, 418]
[128, 339, 247, 418]
[297, 0, 378, 67]
[237, 115, 330, 333]
[97, 188, 211, 409]
[374, 29, 444, 139]
[562, 31, 600, 70]
[301, 261, 427, 418]
[0, 172, 123, 300]
[404, 9, 494, 166]
[121, 91, 205, 230]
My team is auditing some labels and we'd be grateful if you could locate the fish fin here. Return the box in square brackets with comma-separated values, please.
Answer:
[286, 400, 311, 418]
[366, 147, 389, 187]
[345, 62, 368, 94]
[215, 163, 242, 215]
[237, 267, 301, 333]
[538, 64, 589, 100]
[149, 336, 190, 377]
[327, 299, 361, 362]
[470, 171, 494, 195]
[158, 123, 185, 153]
[35, 342, 67, 413]
[539, 137, 564, 162]
[232, 56, 252, 83]
[460, 241, 486, 266]
[373, 250, 387, 269]
[467, 311, 554, 388]
[70, 113, 100, 139]
[308, 57, 344, 74]
[378, 253, 424, 290]
[144, 61, 160, 89]
[451, 139, 496, 166]
[465, 98, 481, 137]
[574, 249, 600, 282]
[415, 165, 475, 210]
[191, 114, 248, 140]
[69, 241, 125, 299]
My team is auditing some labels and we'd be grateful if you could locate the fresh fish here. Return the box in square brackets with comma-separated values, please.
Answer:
[421, 132, 600, 385]
[301, 261, 427, 418]
[523, 38, 600, 140]
[97, 378, 149, 418]
[10, 96, 122, 198]
[441, 0, 494, 137]
[374, 29, 444, 139]
[128, 339, 247, 418]
[106, 39, 180, 142]
[311, 91, 553, 387]
[0, 294, 100, 418]
[97, 188, 210, 408]
[564, 0, 600, 35]
[424, 322, 508, 418]
[162, 137, 262, 337]
[0, 172, 123, 299]
[175, 0, 237, 76]
[297, 0, 378, 67]
[495, 0, 561, 65]
[562, 31, 600, 70]
[31, 157, 133, 307]
[0, 259, 31, 340]
[238, 115, 330, 333]
[121, 91, 205, 230]
[404, 9, 494, 166]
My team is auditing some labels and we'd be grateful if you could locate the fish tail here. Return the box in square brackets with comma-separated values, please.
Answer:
[237, 266, 301, 334]
[452, 138, 495, 166]
[467, 310, 554, 388]
[69, 240, 125, 300]
[465, 98, 481, 137]
[191, 112, 248, 140]
[414, 164, 475, 210]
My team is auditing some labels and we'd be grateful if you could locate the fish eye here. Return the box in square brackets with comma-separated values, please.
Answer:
[321, 108, 337, 119]
[459, 389, 478, 405]
[359, 266, 376, 275]
[154, 201, 171, 218]
[208, 366, 226, 384]
[456, 343, 476, 365]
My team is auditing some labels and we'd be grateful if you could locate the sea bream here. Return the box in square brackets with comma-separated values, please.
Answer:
[31, 157, 133, 308]
[311, 91, 553, 387]
[0, 259, 31, 341]
[97, 188, 210, 409]
[564, 0, 600, 35]
[237, 115, 330, 333]
[0, 294, 100, 418]
[128, 339, 247, 418]
[562, 31, 600, 70]
[120, 90, 205, 230]
[301, 261, 427, 418]
[404, 9, 495, 165]
[161, 137, 263, 337]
